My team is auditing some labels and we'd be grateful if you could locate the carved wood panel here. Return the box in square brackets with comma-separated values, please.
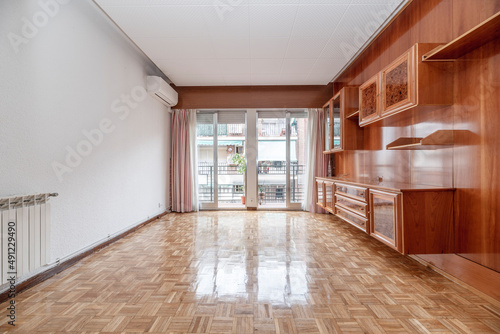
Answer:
[359, 75, 380, 126]
[361, 83, 377, 118]
[385, 59, 409, 109]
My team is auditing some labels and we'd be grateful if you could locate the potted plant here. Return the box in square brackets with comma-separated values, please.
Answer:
[231, 153, 246, 204]
[258, 186, 265, 204]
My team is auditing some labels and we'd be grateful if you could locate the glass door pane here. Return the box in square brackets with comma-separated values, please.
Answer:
[332, 96, 341, 150]
[289, 112, 307, 205]
[217, 111, 246, 209]
[258, 112, 287, 209]
[197, 113, 215, 208]
[323, 104, 330, 151]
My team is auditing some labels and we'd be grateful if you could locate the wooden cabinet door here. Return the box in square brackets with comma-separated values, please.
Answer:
[324, 182, 335, 212]
[316, 180, 324, 207]
[369, 190, 402, 252]
[381, 47, 416, 117]
[359, 73, 381, 126]
[322, 99, 332, 152]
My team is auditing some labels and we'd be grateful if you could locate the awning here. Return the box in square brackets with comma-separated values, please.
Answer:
[198, 140, 243, 146]
[258, 140, 296, 161]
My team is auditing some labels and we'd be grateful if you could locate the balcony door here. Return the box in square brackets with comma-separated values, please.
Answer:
[197, 111, 247, 210]
[257, 111, 307, 210]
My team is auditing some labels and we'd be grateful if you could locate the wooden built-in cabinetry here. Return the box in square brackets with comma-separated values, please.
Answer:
[329, 2, 500, 300]
[316, 180, 335, 214]
[334, 182, 369, 234]
[322, 87, 364, 153]
[316, 177, 454, 254]
[359, 43, 453, 126]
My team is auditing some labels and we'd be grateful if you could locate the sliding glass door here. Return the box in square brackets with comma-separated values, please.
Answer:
[257, 111, 307, 210]
[197, 109, 307, 210]
[197, 111, 246, 210]
[217, 112, 246, 208]
[289, 112, 307, 206]
[197, 113, 216, 207]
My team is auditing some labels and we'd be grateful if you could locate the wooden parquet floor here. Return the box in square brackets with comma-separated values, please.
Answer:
[0, 211, 499, 333]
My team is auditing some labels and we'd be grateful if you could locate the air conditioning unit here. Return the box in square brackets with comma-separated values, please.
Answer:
[146, 76, 178, 108]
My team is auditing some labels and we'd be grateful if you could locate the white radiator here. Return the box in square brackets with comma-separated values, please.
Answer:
[0, 193, 57, 285]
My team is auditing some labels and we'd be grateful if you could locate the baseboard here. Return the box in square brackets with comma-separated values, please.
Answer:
[0, 211, 168, 303]
[410, 254, 500, 305]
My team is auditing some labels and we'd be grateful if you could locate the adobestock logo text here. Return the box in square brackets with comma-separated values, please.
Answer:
[7, 0, 72, 54]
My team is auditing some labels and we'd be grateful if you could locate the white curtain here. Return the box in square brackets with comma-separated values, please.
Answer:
[189, 110, 199, 212]
[171, 109, 198, 212]
[303, 108, 327, 213]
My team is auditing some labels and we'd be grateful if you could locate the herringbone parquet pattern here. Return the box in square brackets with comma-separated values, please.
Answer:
[0, 211, 499, 333]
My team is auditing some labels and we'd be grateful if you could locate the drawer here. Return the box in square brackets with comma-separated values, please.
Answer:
[335, 182, 368, 202]
[336, 205, 369, 233]
[335, 194, 368, 218]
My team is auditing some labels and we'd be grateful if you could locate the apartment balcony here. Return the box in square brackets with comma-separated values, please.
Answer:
[198, 162, 305, 205]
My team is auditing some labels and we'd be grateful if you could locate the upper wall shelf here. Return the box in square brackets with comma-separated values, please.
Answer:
[346, 110, 359, 119]
[423, 11, 500, 61]
[386, 130, 455, 150]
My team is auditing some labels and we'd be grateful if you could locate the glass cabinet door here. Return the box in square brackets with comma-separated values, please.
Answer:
[332, 93, 341, 151]
[324, 182, 334, 211]
[322, 100, 331, 151]
[369, 190, 401, 251]
[316, 180, 324, 207]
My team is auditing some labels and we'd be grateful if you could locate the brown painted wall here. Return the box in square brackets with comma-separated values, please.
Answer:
[334, 0, 500, 272]
[174, 84, 333, 109]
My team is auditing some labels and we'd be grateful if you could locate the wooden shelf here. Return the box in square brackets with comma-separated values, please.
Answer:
[386, 130, 454, 150]
[346, 110, 359, 119]
[423, 11, 500, 61]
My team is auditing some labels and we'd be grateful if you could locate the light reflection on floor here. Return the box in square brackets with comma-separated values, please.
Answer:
[3, 211, 499, 333]
[194, 212, 308, 305]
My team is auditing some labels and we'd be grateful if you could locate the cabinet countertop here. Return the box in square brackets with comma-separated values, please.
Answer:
[316, 177, 455, 192]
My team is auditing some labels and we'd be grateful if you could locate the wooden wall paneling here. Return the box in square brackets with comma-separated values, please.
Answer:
[410, 105, 454, 188]
[335, 0, 452, 89]
[173, 84, 333, 109]
[335, 151, 366, 179]
[415, 253, 500, 302]
[452, 0, 500, 37]
[453, 38, 500, 272]
[359, 112, 412, 184]
[331, 0, 500, 278]
[424, 12, 500, 61]
[332, 0, 454, 184]
[402, 191, 454, 254]
[415, 44, 454, 106]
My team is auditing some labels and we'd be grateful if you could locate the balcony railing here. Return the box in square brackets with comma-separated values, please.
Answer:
[197, 123, 299, 137]
[197, 124, 245, 137]
[259, 122, 298, 137]
[198, 162, 304, 204]
[199, 162, 305, 176]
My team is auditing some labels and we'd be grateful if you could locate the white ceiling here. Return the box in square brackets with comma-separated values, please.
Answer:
[94, 0, 408, 86]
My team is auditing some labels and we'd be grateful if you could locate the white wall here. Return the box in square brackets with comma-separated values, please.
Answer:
[0, 0, 170, 269]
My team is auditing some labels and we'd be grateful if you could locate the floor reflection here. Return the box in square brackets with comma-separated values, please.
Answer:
[3, 211, 497, 333]
[194, 212, 309, 305]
